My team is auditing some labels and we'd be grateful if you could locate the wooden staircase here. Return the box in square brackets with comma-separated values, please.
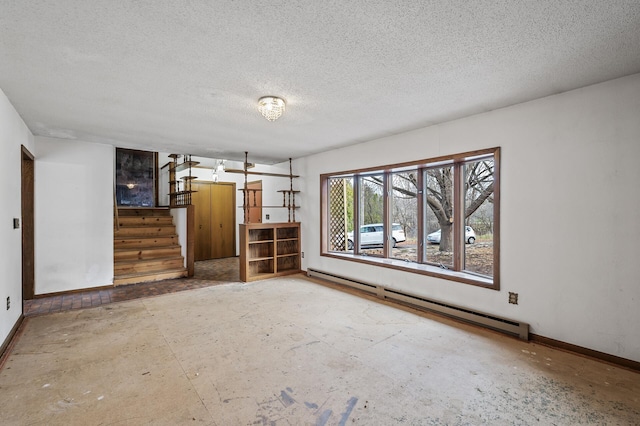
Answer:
[114, 208, 188, 286]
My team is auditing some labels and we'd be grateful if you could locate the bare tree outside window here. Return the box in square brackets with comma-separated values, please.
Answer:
[359, 174, 384, 256]
[321, 147, 499, 288]
[464, 159, 494, 277]
[425, 165, 454, 267]
[391, 171, 417, 262]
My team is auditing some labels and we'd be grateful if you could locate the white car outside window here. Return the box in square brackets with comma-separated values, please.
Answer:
[426, 226, 476, 244]
[346, 223, 406, 249]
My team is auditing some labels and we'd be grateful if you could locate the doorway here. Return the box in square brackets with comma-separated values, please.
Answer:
[21, 146, 35, 300]
[192, 182, 236, 261]
[247, 180, 262, 223]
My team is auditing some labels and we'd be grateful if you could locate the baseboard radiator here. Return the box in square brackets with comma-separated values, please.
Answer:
[307, 268, 529, 341]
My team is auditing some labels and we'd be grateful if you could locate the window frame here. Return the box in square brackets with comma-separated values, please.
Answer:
[320, 147, 500, 290]
[355, 171, 387, 257]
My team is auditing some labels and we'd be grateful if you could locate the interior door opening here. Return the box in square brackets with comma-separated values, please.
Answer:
[247, 180, 262, 223]
[21, 145, 35, 301]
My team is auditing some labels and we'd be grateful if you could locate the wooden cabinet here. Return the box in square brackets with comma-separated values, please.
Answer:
[239, 222, 301, 282]
[192, 182, 236, 261]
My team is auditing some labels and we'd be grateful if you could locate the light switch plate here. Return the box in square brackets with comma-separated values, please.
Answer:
[13, 218, 20, 229]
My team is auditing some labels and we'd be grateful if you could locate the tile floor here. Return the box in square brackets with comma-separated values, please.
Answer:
[23, 257, 240, 316]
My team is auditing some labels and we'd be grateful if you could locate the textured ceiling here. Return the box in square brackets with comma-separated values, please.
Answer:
[2, 1, 640, 164]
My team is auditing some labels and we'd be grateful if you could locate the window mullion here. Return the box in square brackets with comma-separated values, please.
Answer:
[353, 176, 360, 254]
[417, 168, 425, 264]
[453, 162, 463, 271]
[383, 172, 390, 258]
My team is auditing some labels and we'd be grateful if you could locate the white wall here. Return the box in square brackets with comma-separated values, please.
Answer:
[0, 88, 34, 345]
[298, 73, 640, 363]
[34, 137, 114, 294]
[170, 207, 188, 266]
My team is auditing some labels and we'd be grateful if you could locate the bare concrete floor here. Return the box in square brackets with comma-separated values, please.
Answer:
[1, 276, 639, 425]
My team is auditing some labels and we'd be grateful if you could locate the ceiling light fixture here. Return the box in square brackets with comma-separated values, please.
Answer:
[258, 96, 286, 121]
[211, 159, 225, 183]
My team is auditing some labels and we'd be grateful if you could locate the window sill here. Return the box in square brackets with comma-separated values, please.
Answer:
[321, 251, 497, 289]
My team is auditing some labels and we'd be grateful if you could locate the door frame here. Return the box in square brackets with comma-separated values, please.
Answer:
[21, 145, 35, 301]
[247, 180, 262, 223]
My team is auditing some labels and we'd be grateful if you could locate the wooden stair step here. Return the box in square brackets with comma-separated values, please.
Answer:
[114, 246, 182, 261]
[114, 256, 185, 275]
[113, 268, 188, 286]
[116, 216, 174, 227]
[115, 226, 177, 236]
[117, 208, 171, 217]
[114, 235, 180, 248]
[113, 207, 188, 286]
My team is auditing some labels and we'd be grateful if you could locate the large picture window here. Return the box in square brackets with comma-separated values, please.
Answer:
[321, 147, 500, 289]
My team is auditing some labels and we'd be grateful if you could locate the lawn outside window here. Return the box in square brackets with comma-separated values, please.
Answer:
[321, 147, 500, 290]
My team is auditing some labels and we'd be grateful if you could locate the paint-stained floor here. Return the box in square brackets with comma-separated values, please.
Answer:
[2, 276, 639, 425]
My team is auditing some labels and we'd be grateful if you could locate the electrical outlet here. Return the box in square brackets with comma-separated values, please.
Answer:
[265, 214, 270, 220]
[6, 296, 10, 310]
[508, 292, 518, 305]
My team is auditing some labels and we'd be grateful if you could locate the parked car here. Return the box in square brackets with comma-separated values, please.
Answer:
[427, 226, 476, 244]
[347, 223, 406, 249]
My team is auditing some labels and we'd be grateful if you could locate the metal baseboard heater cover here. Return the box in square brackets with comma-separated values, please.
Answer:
[307, 268, 529, 341]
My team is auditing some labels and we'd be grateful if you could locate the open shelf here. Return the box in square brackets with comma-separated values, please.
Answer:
[248, 240, 274, 259]
[226, 169, 300, 178]
[277, 227, 298, 239]
[247, 259, 274, 277]
[240, 222, 301, 282]
[277, 252, 298, 257]
[172, 160, 200, 173]
[277, 239, 298, 256]
[249, 228, 273, 242]
[277, 255, 300, 272]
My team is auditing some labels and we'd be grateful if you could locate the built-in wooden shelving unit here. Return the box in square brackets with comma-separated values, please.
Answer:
[239, 222, 301, 282]
[231, 152, 303, 282]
